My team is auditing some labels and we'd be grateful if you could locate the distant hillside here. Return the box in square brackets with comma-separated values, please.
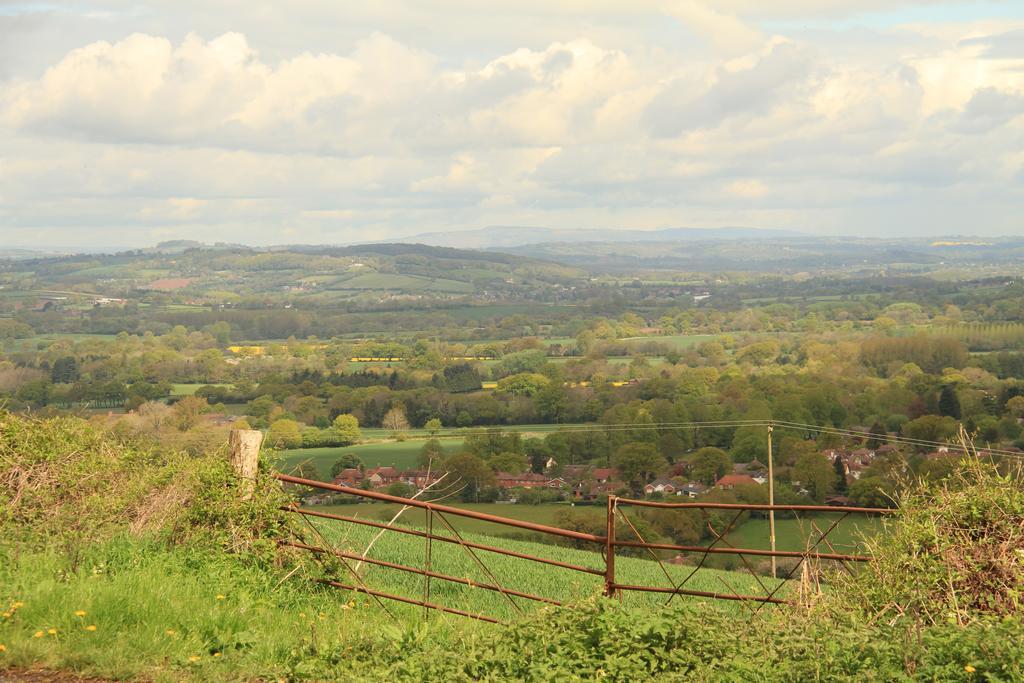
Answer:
[385, 226, 806, 249]
[502, 236, 1024, 273]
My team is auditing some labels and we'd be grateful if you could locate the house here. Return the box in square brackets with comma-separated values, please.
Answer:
[733, 460, 765, 475]
[365, 466, 401, 488]
[678, 482, 706, 498]
[495, 472, 545, 489]
[591, 468, 619, 483]
[332, 468, 362, 487]
[399, 470, 444, 489]
[850, 448, 876, 461]
[714, 474, 758, 490]
[644, 478, 677, 495]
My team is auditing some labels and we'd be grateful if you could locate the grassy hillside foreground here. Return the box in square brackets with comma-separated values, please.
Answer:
[2, 413, 1024, 681]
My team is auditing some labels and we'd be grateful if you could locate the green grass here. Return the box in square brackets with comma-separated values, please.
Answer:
[301, 516, 785, 621]
[620, 334, 719, 350]
[275, 425, 599, 480]
[312, 502, 570, 538]
[0, 527, 785, 681]
[0, 538, 465, 681]
[275, 440, 466, 478]
[722, 513, 882, 555]
[170, 383, 232, 397]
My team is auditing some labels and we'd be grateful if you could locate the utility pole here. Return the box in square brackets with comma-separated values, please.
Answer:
[767, 423, 777, 579]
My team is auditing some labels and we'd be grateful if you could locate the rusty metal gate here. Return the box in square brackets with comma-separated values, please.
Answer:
[274, 473, 891, 624]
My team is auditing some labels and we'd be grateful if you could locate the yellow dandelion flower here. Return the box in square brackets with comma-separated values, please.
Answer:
[11, 602, 23, 609]
[213, 652, 221, 658]
[965, 665, 976, 673]
[299, 612, 306, 618]
[85, 625, 97, 632]
[47, 628, 57, 636]
[188, 655, 201, 663]
[33, 631, 44, 638]
[74, 610, 86, 617]
[0, 644, 6, 653]
[165, 629, 176, 636]
[215, 595, 225, 600]
[2, 612, 10, 618]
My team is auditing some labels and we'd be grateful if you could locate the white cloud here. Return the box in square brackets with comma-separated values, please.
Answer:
[1, 4, 1023, 246]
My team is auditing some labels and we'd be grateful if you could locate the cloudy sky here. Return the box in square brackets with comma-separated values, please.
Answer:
[1, 1, 1023, 248]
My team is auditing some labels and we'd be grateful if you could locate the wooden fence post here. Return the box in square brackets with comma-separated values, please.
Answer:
[604, 495, 617, 597]
[229, 429, 263, 500]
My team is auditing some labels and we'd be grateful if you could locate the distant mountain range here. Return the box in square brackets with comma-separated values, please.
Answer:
[385, 226, 807, 249]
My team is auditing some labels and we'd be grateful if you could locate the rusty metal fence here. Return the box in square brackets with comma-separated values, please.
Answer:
[274, 473, 892, 624]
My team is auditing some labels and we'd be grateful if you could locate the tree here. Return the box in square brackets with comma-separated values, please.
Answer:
[866, 421, 887, 449]
[489, 451, 529, 474]
[424, 418, 443, 436]
[333, 413, 362, 444]
[442, 452, 495, 502]
[533, 382, 569, 423]
[848, 476, 895, 508]
[267, 418, 303, 449]
[291, 460, 320, 481]
[833, 457, 848, 493]
[496, 372, 550, 397]
[613, 442, 667, 494]
[50, 356, 79, 384]
[793, 451, 835, 502]
[384, 482, 415, 498]
[689, 447, 731, 485]
[418, 438, 445, 468]
[938, 385, 962, 420]
[1007, 396, 1024, 418]
[330, 453, 363, 479]
[382, 404, 410, 433]
[902, 415, 958, 450]
[172, 395, 209, 431]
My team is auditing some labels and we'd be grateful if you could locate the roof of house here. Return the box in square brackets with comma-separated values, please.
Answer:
[715, 474, 758, 487]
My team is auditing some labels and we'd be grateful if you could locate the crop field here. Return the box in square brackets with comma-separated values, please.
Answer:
[297, 515, 790, 622]
[306, 501, 879, 554]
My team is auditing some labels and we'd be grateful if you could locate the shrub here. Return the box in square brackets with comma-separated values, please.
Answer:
[836, 432, 1024, 625]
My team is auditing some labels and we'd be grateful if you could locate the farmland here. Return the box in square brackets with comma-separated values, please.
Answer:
[297, 513, 790, 621]
[276, 440, 466, 476]
[302, 501, 879, 556]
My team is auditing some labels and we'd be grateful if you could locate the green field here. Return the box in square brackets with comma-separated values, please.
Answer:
[721, 513, 882, 555]
[303, 515, 789, 621]
[302, 501, 879, 557]
[331, 273, 475, 293]
[170, 383, 232, 396]
[9, 333, 117, 351]
[275, 440, 466, 478]
[620, 334, 719, 350]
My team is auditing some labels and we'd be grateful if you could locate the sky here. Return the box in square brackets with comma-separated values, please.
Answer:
[0, 1, 1023, 248]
